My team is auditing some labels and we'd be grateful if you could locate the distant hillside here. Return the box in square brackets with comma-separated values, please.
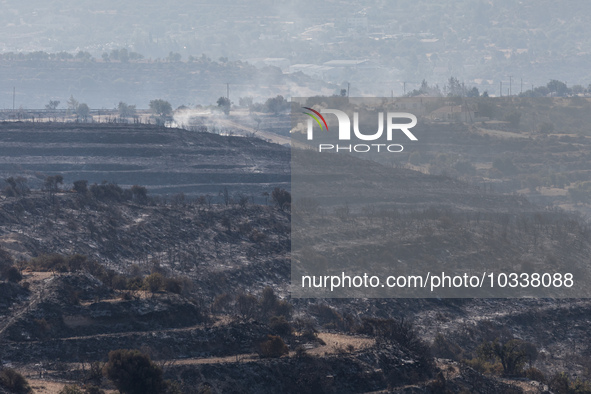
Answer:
[0, 57, 334, 108]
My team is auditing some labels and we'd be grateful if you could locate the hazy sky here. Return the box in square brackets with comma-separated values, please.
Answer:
[2, 0, 591, 106]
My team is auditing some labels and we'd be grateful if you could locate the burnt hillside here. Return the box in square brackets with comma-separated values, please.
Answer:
[0, 123, 590, 392]
[0, 122, 290, 199]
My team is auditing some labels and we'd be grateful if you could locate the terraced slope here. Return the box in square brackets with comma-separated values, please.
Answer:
[0, 122, 290, 199]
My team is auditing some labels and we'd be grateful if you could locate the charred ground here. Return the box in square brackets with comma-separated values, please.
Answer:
[0, 122, 590, 393]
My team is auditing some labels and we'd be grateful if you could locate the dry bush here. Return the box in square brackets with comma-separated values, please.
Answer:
[0, 368, 31, 393]
[259, 335, 289, 358]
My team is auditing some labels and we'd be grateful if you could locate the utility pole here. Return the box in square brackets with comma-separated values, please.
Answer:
[508, 76, 512, 96]
[403, 82, 406, 95]
[226, 83, 230, 100]
[347, 82, 350, 97]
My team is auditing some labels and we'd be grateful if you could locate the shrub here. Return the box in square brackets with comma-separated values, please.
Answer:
[59, 385, 83, 394]
[463, 357, 502, 375]
[89, 182, 125, 201]
[249, 229, 266, 243]
[269, 315, 292, 336]
[525, 367, 546, 383]
[143, 273, 165, 293]
[2, 266, 22, 282]
[130, 185, 148, 203]
[0, 368, 31, 393]
[358, 317, 434, 373]
[164, 277, 190, 294]
[27, 253, 88, 272]
[212, 293, 233, 313]
[44, 175, 64, 194]
[4, 176, 29, 196]
[259, 335, 289, 358]
[271, 188, 291, 210]
[504, 111, 521, 128]
[34, 318, 51, 334]
[73, 180, 89, 194]
[102, 349, 165, 394]
[0, 247, 14, 272]
[547, 372, 591, 394]
[425, 372, 447, 394]
[477, 338, 532, 376]
[86, 361, 104, 387]
[3, 185, 16, 197]
[548, 372, 570, 394]
[259, 286, 292, 320]
[431, 333, 463, 360]
[294, 345, 308, 358]
[310, 304, 344, 330]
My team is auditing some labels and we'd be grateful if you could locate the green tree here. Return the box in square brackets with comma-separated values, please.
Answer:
[44, 175, 64, 200]
[45, 100, 60, 110]
[75, 51, 92, 61]
[445, 76, 463, 97]
[102, 349, 165, 394]
[547, 80, 569, 96]
[238, 96, 253, 107]
[77, 103, 90, 120]
[67, 95, 79, 112]
[118, 102, 136, 118]
[264, 95, 288, 114]
[118, 48, 129, 63]
[149, 99, 172, 117]
[144, 273, 165, 293]
[217, 96, 231, 114]
[167, 52, 181, 62]
[466, 86, 480, 97]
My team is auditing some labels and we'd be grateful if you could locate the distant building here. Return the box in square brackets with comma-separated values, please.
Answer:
[419, 38, 443, 51]
[322, 59, 378, 69]
[391, 98, 428, 115]
[247, 58, 290, 71]
[290, 60, 379, 81]
[289, 64, 336, 79]
[429, 104, 488, 122]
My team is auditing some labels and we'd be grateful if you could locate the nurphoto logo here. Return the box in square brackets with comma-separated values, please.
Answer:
[302, 106, 418, 153]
